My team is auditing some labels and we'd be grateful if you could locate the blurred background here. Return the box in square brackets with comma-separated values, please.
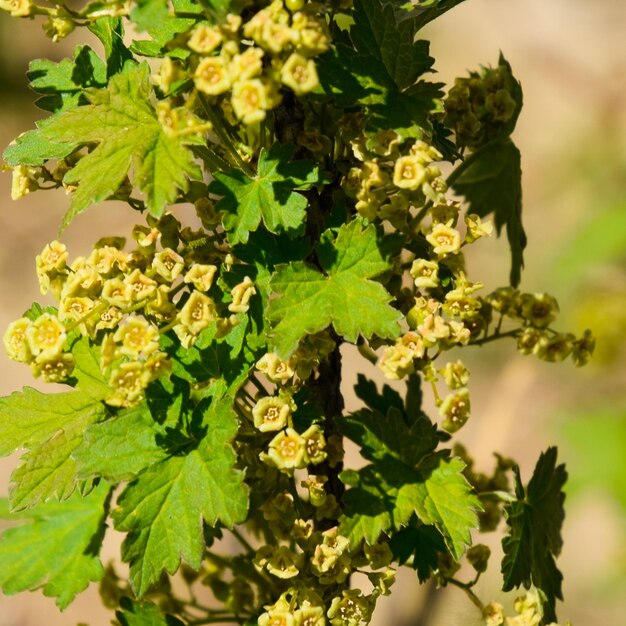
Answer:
[0, 0, 625, 624]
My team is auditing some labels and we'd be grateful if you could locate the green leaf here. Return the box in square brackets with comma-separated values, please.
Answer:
[0, 387, 105, 509]
[387, 0, 468, 32]
[267, 219, 401, 356]
[73, 403, 175, 483]
[112, 397, 248, 596]
[71, 336, 111, 401]
[88, 16, 134, 76]
[352, 0, 433, 91]
[340, 375, 475, 554]
[338, 405, 437, 466]
[318, 0, 442, 136]
[389, 524, 447, 582]
[0, 481, 111, 609]
[0, 387, 103, 457]
[501, 447, 567, 623]
[208, 143, 323, 244]
[130, 0, 197, 57]
[27, 46, 107, 112]
[116, 597, 185, 626]
[196, 0, 231, 16]
[131, 0, 169, 32]
[449, 138, 526, 286]
[339, 454, 480, 558]
[9, 399, 104, 511]
[4, 63, 202, 228]
[3, 120, 76, 166]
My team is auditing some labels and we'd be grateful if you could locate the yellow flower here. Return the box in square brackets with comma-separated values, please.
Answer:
[256, 352, 295, 382]
[393, 155, 426, 190]
[178, 290, 217, 336]
[0, 0, 32, 18]
[195, 56, 232, 95]
[230, 46, 264, 80]
[264, 428, 306, 471]
[231, 79, 269, 125]
[252, 396, 291, 432]
[426, 223, 462, 256]
[11, 164, 37, 199]
[25, 314, 66, 360]
[31, 353, 74, 383]
[410, 259, 439, 289]
[108, 361, 151, 407]
[152, 248, 185, 282]
[183, 264, 218, 291]
[188, 24, 222, 54]
[3, 317, 32, 363]
[113, 316, 160, 358]
[280, 53, 319, 95]
[439, 388, 471, 433]
[124, 269, 158, 302]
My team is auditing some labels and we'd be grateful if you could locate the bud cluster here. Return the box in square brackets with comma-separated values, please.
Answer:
[483, 590, 572, 626]
[444, 60, 519, 149]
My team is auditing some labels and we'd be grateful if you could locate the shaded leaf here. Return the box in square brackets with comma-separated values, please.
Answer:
[116, 597, 185, 626]
[112, 397, 248, 595]
[389, 523, 447, 582]
[501, 447, 567, 623]
[449, 138, 526, 286]
[27, 46, 107, 112]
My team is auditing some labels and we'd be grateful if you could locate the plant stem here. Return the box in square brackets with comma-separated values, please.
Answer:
[447, 577, 486, 613]
[310, 335, 345, 521]
[230, 527, 255, 554]
[197, 93, 254, 176]
[468, 328, 519, 347]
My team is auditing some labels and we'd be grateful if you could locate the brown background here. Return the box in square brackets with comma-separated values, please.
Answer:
[1, 1, 625, 624]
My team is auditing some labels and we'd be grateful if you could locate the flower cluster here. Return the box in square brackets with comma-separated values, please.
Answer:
[444, 60, 519, 149]
[484, 590, 572, 626]
[485, 288, 595, 365]
[3, 215, 257, 406]
[154, 0, 329, 132]
[254, 525, 395, 626]
[249, 346, 336, 472]
[342, 132, 447, 225]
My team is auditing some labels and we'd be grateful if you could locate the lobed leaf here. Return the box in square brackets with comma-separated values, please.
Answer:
[112, 397, 248, 596]
[27, 46, 107, 113]
[501, 447, 567, 623]
[449, 138, 526, 286]
[3, 63, 202, 229]
[209, 143, 323, 244]
[0, 482, 111, 609]
[339, 453, 480, 559]
[267, 219, 402, 356]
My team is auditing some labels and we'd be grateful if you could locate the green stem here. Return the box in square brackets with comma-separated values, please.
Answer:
[230, 527, 255, 554]
[64, 301, 108, 333]
[197, 93, 254, 176]
[468, 328, 519, 347]
[447, 577, 486, 613]
[194, 145, 234, 173]
[187, 617, 246, 625]
[477, 489, 517, 503]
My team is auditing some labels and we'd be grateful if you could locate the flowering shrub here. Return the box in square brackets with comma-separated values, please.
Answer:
[0, 1, 592, 625]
